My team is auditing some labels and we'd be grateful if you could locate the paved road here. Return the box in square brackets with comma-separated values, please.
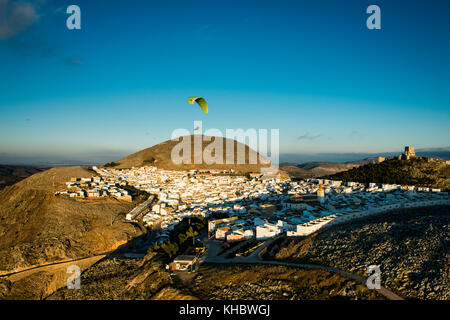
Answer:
[206, 259, 403, 300]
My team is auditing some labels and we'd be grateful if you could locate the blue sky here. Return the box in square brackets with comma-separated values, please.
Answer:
[0, 0, 449, 164]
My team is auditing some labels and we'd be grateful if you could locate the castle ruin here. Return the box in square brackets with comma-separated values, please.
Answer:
[399, 146, 416, 160]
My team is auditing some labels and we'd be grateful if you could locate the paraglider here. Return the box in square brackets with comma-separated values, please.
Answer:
[188, 96, 208, 114]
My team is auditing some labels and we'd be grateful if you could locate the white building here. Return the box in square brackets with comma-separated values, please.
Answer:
[256, 223, 281, 240]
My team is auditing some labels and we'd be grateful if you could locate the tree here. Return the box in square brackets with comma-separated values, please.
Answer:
[160, 241, 178, 258]
[178, 233, 187, 245]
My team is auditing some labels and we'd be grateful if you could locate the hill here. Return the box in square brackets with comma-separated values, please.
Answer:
[415, 148, 450, 160]
[280, 157, 382, 179]
[0, 166, 144, 298]
[280, 148, 450, 164]
[0, 165, 50, 190]
[322, 157, 450, 190]
[103, 135, 271, 172]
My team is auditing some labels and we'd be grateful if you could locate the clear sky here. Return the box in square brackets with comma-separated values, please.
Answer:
[0, 0, 449, 164]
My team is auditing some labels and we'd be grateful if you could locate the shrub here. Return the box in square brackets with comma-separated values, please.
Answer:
[104, 161, 119, 168]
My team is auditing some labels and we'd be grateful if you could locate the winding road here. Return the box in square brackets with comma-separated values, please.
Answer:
[203, 236, 404, 300]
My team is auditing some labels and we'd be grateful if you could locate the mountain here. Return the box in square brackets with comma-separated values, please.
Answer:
[0, 166, 143, 299]
[0, 151, 132, 166]
[280, 157, 382, 179]
[415, 148, 450, 160]
[280, 148, 450, 164]
[0, 165, 50, 190]
[323, 157, 450, 190]
[102, 135, 271, 172]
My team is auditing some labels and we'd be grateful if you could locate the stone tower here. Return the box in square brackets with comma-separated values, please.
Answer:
[404, 146, 415, 160]
[317, 185, 325, 204]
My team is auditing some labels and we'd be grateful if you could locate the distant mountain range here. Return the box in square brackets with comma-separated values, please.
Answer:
[280, 157, 384, 179]
[0, 145, 448, 168]
[280, 148, 450, 163]
[279, 148, 450, 179]
[0, 165, 50, 189]
[0, 152, 130, 166]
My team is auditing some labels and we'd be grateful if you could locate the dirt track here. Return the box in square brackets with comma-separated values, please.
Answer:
[0, 253, 109, 281]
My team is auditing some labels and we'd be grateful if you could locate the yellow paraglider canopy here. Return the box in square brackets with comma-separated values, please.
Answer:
[188, 96, 208, 114]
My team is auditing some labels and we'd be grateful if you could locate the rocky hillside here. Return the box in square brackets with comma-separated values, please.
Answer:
[103, 135, 271, 173]
[47, 252, 194, 300]
[188, 264, 381, 300]
[268, 206, 450, 300]
[48, 252, 381, 300]
[323, 157, 450, 190]
[48, 216, 383, 300]
[0, 166, 144, 298]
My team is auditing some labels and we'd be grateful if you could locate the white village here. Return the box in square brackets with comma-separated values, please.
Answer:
[56, 162, 449, 247]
